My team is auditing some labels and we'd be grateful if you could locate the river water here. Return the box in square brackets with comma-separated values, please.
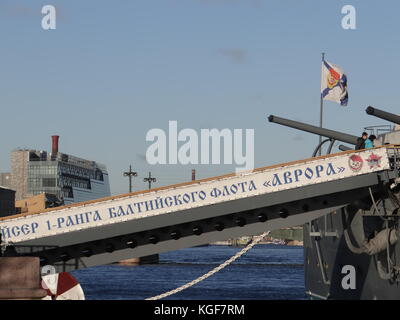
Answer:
[71, 244, 306, 300]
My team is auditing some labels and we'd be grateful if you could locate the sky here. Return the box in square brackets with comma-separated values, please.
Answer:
[1, 0, 400, 195]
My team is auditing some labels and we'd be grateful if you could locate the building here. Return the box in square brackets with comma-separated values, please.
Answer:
[9, 136, 111, 204]
[10, 150, 29, 201]
[0, 173, 12, 189]
[15, 193, 63, 215]
[0, 187, 16, 218]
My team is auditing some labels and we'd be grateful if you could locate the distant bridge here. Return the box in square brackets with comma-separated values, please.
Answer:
[269, 228, 303, 242]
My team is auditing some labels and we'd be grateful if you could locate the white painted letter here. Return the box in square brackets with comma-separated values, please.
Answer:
[146, 129, 167, 164]
[41, 265, 57, 293]
[234, 129, 254, 173]
[341, 5, 356, 30]
[178, 128, 199, 165]
[41, 5, 56, 30]
[341, 265, 356, 290]
[200, 129, 232, 165]
[169, 121, 178, 165]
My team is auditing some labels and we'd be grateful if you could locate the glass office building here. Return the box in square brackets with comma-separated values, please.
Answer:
[10, 137, 110, 204]
[25, 152, 110, 204]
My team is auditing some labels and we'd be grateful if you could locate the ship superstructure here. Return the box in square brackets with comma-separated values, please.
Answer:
[269, 106, 400, 299]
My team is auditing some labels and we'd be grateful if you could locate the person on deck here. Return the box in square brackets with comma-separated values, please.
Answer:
[365, 135, 377, 149]
[355, 132, 368, 150]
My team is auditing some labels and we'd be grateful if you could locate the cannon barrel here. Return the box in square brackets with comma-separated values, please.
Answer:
[365, 106, 400, 125]
[268, 115, 359, 145]
[338, 145, 352, 151]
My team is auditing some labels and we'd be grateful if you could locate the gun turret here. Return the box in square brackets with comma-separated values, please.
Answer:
[268, 115, 359, 145]
[366, 106, 400, 125]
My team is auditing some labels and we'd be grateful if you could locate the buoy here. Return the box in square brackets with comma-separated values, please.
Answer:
[41, 272, 85, 300]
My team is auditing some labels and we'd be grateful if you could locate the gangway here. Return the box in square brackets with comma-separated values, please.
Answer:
[1, 147, 399, 272]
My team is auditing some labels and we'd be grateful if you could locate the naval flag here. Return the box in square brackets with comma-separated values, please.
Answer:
[321, 60, 348, 106]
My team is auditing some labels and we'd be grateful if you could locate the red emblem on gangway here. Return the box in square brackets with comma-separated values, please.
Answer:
[366, 153, 382, 169]
[348, 154, 363, 172]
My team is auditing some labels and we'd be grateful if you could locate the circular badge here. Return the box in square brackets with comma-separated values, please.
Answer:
[348, 154, 363, 172]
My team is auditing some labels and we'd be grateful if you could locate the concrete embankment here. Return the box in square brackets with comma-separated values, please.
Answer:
[0, 257, 47, 300]
[116, 254, 159, 265]
[211, 227, 304, 246]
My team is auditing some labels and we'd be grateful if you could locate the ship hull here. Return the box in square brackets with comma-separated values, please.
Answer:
[304, 210, 400, 300]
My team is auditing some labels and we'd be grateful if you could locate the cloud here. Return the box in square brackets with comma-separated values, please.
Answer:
[219, 49, 247, 63]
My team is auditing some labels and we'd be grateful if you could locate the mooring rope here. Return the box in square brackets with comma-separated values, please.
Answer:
[145, 231, 270, 300]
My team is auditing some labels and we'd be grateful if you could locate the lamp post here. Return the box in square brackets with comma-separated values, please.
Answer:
[123, 165, 137, 193]
[144, 172, 157, 190]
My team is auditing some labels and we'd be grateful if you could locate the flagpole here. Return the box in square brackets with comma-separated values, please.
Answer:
[319, 52, 325, 156]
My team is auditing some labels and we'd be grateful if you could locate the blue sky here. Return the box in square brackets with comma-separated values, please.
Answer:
[1, 0, 399, 195]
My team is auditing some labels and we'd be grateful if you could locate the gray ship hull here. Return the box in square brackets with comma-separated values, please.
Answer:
[304, 211, 400, 300]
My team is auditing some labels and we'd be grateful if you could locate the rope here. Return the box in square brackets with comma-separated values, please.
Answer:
[145, 231, 270, 300]
[369, 187, 381, 215]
